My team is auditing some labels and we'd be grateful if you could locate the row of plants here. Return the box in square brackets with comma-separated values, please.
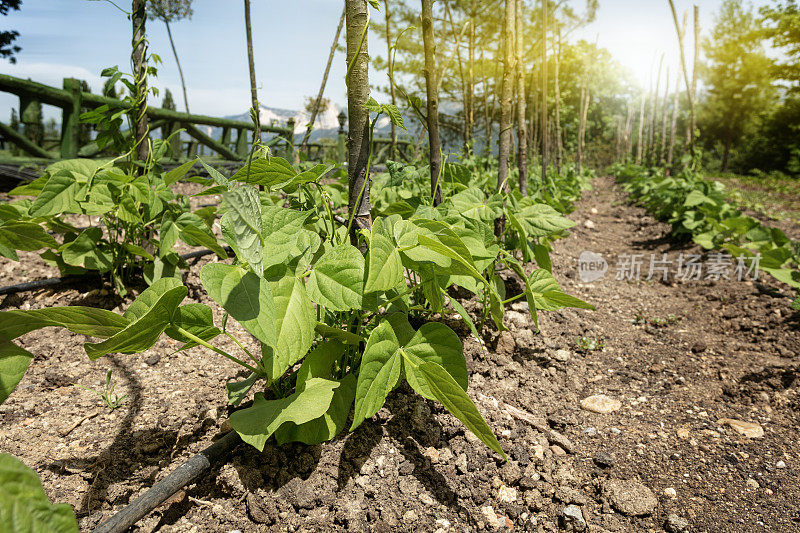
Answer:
[613, 163, 800, 310]
[0, 103, 595, 530]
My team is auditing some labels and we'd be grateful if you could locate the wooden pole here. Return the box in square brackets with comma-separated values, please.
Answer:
[514, 0, 527, 196]
[131, 0, 149, 166]
[541, 0, 548, 192]
[243, 0, 261, 144]
[421, 0, 443, 206]
[345, 0, 372, 244]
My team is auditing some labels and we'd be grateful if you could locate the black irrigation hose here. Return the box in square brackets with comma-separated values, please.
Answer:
[92, 431, 242, 533]
[0, 275, 101, 296]
[0, 247, 234, 297]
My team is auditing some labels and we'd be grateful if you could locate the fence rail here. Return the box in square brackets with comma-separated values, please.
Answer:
[0, 73, 416, 166]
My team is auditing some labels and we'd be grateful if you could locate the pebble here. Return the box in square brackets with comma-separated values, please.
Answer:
[480, 505, 511, 530]
[776, 460, 787, 469]
[497, 484, 517, 503]
[602, 479, 658, 516]
[610, 427, 622, 435]
[584, 220, 595, 229]
[746, 478, 760, 489]
[580, 394, 621, 414]
[583, 427, 597, 436]
[593, 451, 615, 469]
[145, 353, 161, 366]
[560, 505, 587, 532]
[663, 487, 677, 498]
[665, 514, 690, 533]
[590, 207, 599, 215]
[717, 418, 764, 438]
[553, 349, 572, 362]
[419, 493, 435, 505]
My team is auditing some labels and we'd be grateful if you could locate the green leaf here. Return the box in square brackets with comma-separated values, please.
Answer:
[516, 202, 575, 237]
[232, 157, 297, 188]
[307, 244, 365, 311]
[444, 294, 485, 358]
[83, 284, 187, 359]
[226, 373, 259, 406]
[60, 228, 113, 271]
[263, 267, 316, 383]
[197, 158, 232, 190]
[0, 222, 58, 251]
[0, 307, 129, 342]
[401, 322, 466, 400]
[164, 303, 221, 350]
[164, 159, 198, 186]
[381, 104, 406, 131]
[200, 264, 276, 346]
[364, 97, 382, 113]
[0, 453, 79, 532]
[365, 219, 403, 293]
[28, 172, 79, 217]
[413, 361, 506, 459]
[221, 185, 263, 274]
[229, 377, 339, 451]
[351, 314, 415, 430]
[275, 374, 356, 445]
[0, 341, 33, 405]
[261, 206, 311, 267]
[177, 219, 227, 259]
[533, 244, 552, 272]
[684, 190, 714, 207]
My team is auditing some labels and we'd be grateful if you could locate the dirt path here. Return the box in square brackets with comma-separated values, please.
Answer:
[1, 176, 798, 532]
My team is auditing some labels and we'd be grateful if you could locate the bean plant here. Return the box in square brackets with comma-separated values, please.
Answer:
[615, 163, 800, 309]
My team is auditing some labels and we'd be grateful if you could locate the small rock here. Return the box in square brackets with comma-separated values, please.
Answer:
[402, 509, 419, 522]
[435, 518, 451, 530]
[584, 220, 595, 229]
[495, 331, 516, 356]
[603, 479, 658, 516]
[145, 353, 161, 366]
[553, 349, 572, 362]
[419, 492, 435, 505]
[665, 514, 689, 533]
[423, 447, 440, 463]
[481, 505, 511, 531]
[580, 394, 622, 414]
[506, 310, 529, 329]
[717, 418, 764, 438]
[560, 505, 587, 532]
[590, 207, 599, 215]
[497, 484, 517, 503]
[776, 460, 787, 469]
[583, 427, 597, 436]
[746, 478, 760, 489]
[663, 487, 677, 498]
[676, 427, 690, 440]
[593, 451, 615, 469]
[690, 341, 706, 353]
[511, 301, 529, 312]
[610, 427, 622, 435]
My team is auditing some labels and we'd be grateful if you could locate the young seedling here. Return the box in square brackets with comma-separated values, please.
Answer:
[74, 369, 127, 411]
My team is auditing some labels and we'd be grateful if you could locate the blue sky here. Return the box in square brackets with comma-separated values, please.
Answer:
[0, 0, 771, 121]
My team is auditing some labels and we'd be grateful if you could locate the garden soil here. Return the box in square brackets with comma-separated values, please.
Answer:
[1, 176, 798, 532]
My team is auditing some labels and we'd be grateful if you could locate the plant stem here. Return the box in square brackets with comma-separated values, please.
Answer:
[174, 326, 258, 374]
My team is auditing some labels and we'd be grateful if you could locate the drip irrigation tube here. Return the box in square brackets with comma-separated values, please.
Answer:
[0, 247, 233, 297]
[92, 430, 242, 533]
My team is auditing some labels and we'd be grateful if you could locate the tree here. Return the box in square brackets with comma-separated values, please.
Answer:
[9, 109, 19, 156]
[162, 87, 177, 110]
[147, 0, 193, 113]
[700, 0, 775, 172]
[0, 0, 21, 64]
[761, 0, 800, 89]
